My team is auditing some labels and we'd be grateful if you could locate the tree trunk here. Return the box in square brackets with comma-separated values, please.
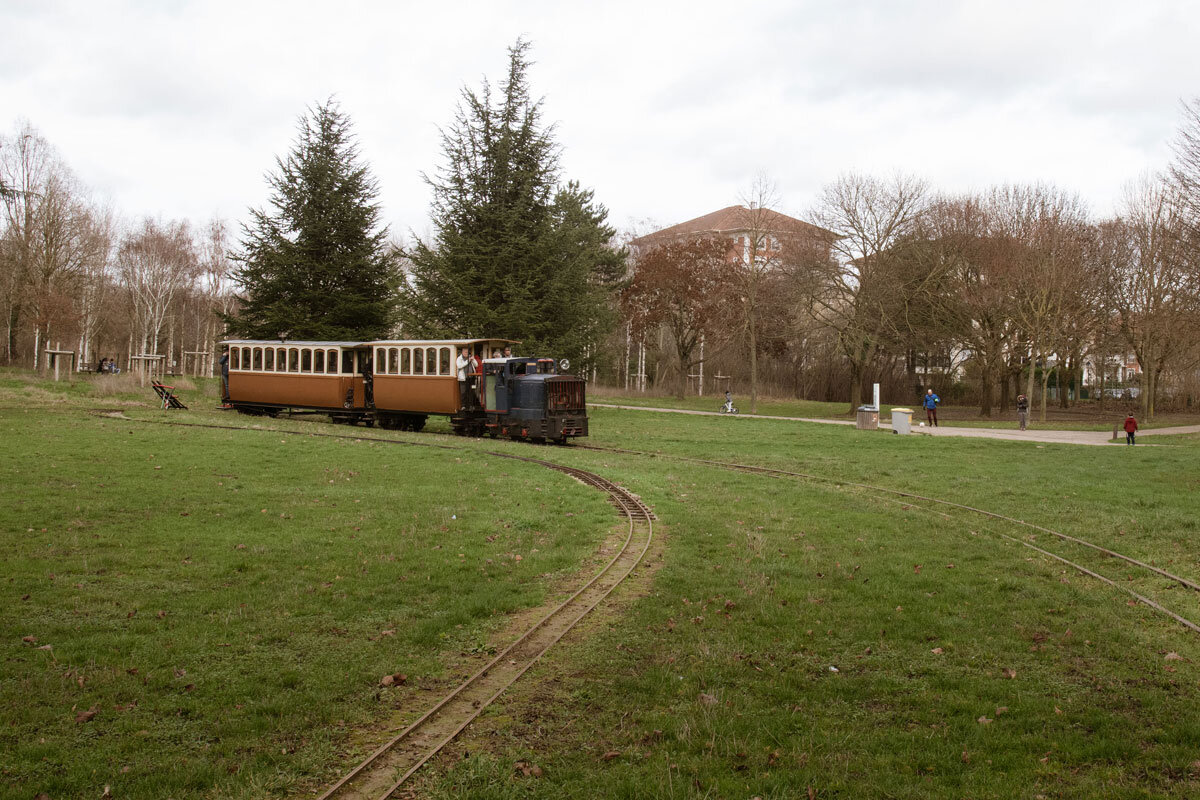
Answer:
[848, 361, 863, 414]
[1040, 365, 1052, 423]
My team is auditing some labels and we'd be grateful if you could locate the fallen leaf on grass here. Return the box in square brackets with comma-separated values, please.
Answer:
[913, 564, 921, 574]
[602, 750, 621, 761]
[513, 759, 544, 776]
[1165, 652, 1183, 661]
[379, 673, 408, 688]
[75, 706, 98, 724]
[698, 693, 718, 706]
[1054, 706, 1063, 715]
[977, 716, 992, 725]
[156, 611, 167, 619]
[1002, 668, 1017, 679]
[22, 636, 36, 644]
[37, 644, 52, 651]
[931, 647, 944, 655]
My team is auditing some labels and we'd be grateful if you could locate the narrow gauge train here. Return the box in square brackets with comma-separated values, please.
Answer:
[220, 338, 589, 443]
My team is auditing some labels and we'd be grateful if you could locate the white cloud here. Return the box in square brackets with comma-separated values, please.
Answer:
[4, 0, 1197, 236]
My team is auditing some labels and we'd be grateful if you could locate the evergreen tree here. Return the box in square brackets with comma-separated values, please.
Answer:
[401, 40, 624, 365]
[227, 100, 397, 340]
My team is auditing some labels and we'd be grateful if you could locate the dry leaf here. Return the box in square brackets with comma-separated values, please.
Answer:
[1165, 652, 1183, 661]
[75, 706, 98, 724]
[977, 716, 992, 724]
[1054, 706, 1063, 715]
[21, 635, 36, 644]
[931, 647, 944, 655]
[1002, 668, 1017, 679]
[698, 693, 718, 706]
[602, 750, 621, 761]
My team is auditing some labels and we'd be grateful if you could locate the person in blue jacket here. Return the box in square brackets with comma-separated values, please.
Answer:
[922, 388, 940, 427]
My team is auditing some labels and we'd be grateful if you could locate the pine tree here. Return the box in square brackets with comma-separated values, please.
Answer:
[401, 40, 623, 365]
[227, 100, 397, 341]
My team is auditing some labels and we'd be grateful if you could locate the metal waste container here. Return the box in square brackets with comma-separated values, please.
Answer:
[891, 407, 912, 434]
[855, 405, 879, 430]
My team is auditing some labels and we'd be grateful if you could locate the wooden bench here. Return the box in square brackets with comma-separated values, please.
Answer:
[151, 380, 187, 410]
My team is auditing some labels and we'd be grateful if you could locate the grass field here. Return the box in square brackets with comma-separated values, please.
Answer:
[3, 371, 1199, 798]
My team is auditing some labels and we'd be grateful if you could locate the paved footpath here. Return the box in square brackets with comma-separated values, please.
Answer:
[590, 403, 1200, 447]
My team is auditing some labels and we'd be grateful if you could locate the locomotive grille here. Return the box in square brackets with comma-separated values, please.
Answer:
[547, 377, 586, 412]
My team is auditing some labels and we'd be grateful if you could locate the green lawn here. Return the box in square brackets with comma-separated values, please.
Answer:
[2, 372, 1199, 798]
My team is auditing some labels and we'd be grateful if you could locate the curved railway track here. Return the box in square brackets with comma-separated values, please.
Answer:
[571, 442, 1200, 636]
[88, 411, 654, 799]
[315, 457, 652, 800]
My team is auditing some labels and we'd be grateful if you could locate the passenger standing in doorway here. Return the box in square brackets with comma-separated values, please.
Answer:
[469, 350, 482, 407]
[456, 347, 471, 409]
[502, 346, 513, 358]
[1124, 413, 1138, 445]
[219, 347, 230, 405]
[922, 388, 940, 427]
[1016, 393, 1029, 431]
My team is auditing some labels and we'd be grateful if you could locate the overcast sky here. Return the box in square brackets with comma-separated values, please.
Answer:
[4, 0, 1199, 240]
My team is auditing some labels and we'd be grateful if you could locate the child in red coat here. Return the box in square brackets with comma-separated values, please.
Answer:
[1123, 414, 1138, 446]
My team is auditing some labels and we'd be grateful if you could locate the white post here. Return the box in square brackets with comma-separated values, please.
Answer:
[873, 383, 880, 411]
[698, 337, 705, 396]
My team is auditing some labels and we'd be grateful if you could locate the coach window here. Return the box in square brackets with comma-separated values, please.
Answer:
[301, 348, 312, 373]
[252, 347, 262, 370]
[314, 349, 325, 373]
[264, 348, 274, 371]
[388, 347, 399, 374]
[230, 348, 240, 370]
[440, 347, 452, 375]
[286, 348, 297, 372]
[324, 349, 336, 374]
[426, 348, 437, 374]
[276, 348, 286, 371]
[399, 348, 410, 374]
[413, 347, 424, 375]
[241, 347, 251, 370]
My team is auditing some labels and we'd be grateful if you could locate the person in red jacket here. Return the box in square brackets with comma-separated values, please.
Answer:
[1124, 413, 1138, 445]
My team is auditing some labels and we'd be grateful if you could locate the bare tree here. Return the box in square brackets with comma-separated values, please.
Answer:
[805, 172, 929, 410]
[1099, 178, 1198, 418]
[988, 184, 1091, 420]
[199, 218, 237, 374]
[734, 177, 785, 414]
[118, 219, 198, 362]
[621, 237, 737, 398]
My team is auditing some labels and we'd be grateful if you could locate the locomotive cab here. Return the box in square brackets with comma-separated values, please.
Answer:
[483, 358, 588, 443]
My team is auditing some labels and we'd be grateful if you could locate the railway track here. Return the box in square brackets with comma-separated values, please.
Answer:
[314, 456, 652, 800]
[89, 411, 654, 799]
[572, 442, 1200, 636]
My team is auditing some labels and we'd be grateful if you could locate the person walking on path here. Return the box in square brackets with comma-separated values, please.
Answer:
[1124, 413, 1139, 445]
[1016, 393, 1029, 431]
[922, 388, 941, 427]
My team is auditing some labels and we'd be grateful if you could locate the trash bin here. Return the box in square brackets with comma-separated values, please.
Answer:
[891, 407, 912, 435]
[855, 406, 879, 430]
